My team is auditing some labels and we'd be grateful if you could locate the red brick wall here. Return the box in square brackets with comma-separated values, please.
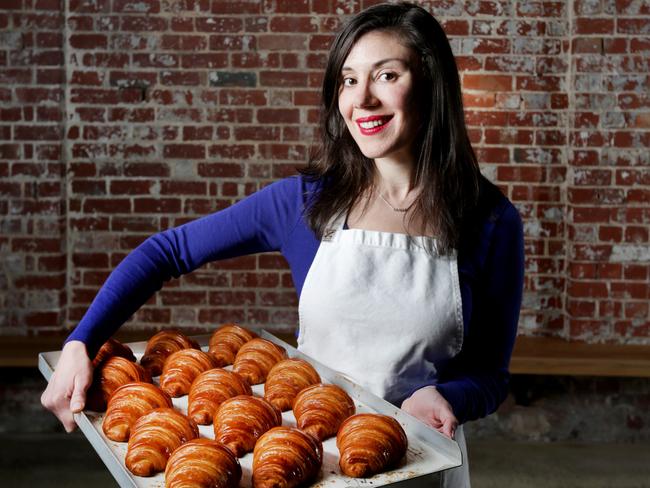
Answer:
[1, 0, 648, 344]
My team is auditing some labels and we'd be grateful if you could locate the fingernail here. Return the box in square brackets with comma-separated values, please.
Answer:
[71, 402, 81, 411]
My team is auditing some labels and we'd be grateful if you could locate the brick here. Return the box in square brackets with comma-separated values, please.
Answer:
[73, 252, 109, 268]
[259, 71, 307, 87]
[133, 198, 181, 213]
[109, 180, 154, 195]
[83, 198, 131, 213]
[270, 16, 317, 33]
[197, 163, 244, 178]
[209, 71, 256, 87]
[113, 0, 160, 13]
[212, 0, 260, 13]
[256, 108, 299, 124]
[618, 19, 650, 34]
[160, 181, 206, 195]
[69, 0, 109, 12]
[124, 163, 170, 177]
[195, 17, 242, 32]
[160, 290, 206, 305]
[258, 34, 307, 51]
[178, 53, 227, 71]
[463, 74, 513, 92]
[163, 144, 205, 159]
[208, 144, 255, 160]
[69, 34, 107, 49]
[121, 16, 167, 31]
[234, 126, 281, 141]
[575, 18, 614, 34]
[160, 71, 201, 86]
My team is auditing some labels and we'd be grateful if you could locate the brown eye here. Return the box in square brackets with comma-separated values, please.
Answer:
[378, 72, 397, 82]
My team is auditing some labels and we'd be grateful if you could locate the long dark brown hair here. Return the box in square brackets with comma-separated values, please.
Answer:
[300, 2, 481, 254]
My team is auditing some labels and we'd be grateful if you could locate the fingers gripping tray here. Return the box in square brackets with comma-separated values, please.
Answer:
[38, 331, 462, 487]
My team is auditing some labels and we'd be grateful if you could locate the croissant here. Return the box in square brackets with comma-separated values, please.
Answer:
[85, 356, 152, 412]
[126, 407, 199, 477]
[102, 382, 172, 442]
[292, 383, 355, 441]
[159, 348, 219, 397]
[208, 323, 257, 366]
[252, 426, 323, 488]
[92, 338, 135, 367]
[232, 338, 287, 385]
[188, 368, 252, 425]
[140, 329, 200, 377]
[336, 413, 408, 478]
[165, 438, 242, 488]
[264, 358, 321, 412]
[214, 395, 282, 457]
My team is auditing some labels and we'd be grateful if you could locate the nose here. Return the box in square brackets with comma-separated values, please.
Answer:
[352, 79, 378, 109]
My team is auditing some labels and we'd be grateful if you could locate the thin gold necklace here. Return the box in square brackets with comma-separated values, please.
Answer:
[377, 191, 416, 213]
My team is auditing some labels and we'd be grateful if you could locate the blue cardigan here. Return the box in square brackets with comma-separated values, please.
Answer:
[67, 175, 524, 424]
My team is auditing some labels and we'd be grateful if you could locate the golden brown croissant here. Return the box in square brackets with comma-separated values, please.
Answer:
[140, 329, 200, 377]
[292, 383, 355, 441]
[165, 438, 242, 488]
[252, 426, 323, 488]
[188, 368, 252, 425]
[336, 413, 408, 478]
[126, 407, 199, 477]
[208, 323, 257, 366]
[264, 358, 321, 412]
[159, 348, 219, 398]
[92, 338, 136, 367]
[232, 338, 287, 385]
[86, 356, 152, 412]
[213, 395, 282, 457]
[102, 382, 172, 442]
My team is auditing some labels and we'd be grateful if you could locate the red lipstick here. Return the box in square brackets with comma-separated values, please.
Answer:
[355, 115, 393, 135]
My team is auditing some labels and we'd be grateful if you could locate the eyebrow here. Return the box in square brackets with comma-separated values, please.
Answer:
[341, 58, 409, 73]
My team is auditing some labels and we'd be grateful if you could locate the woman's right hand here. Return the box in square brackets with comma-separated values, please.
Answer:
[40, 340, 94, 432]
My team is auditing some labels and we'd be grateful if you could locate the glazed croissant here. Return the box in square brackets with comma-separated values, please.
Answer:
[165, 438, 242, 488]
[140, 329, 200, 377]
[232, 338, 287, 385]
[86, 356, 152, 412]
[293, 383, 355, 441]
[336, 413, 408, 478]
[214, 395, 282, 457]
[252, 426, 323, 488]
[188, 368, 252, 425]
[264, 358, 321, 412]
[159, 348, 219, 397]
[208, 323, 257, 366]
[92, 338, 135, 367]
[102, 382, 172, 442]
[126, 407, 199, 477]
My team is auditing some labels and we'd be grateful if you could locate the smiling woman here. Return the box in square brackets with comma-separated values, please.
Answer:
[338, 31, 420, 167]
[41, 3, 524, 488]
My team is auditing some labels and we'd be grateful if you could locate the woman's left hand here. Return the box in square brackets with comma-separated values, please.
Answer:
[401, 385, 458, 439]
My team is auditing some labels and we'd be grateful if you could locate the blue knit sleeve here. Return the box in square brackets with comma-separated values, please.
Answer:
[66, 177, 304, 357]
[435, 200, 525, 424]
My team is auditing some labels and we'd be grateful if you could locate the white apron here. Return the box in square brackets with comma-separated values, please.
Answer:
[298, 217, 470, 487]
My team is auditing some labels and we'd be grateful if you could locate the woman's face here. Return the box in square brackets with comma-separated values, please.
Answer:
[337, 30, 421, 165]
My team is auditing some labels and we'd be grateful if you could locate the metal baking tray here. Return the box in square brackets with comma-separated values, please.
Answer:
[39, 330, 462, 487]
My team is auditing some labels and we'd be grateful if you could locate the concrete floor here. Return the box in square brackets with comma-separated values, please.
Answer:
[2, 433, 649, 487]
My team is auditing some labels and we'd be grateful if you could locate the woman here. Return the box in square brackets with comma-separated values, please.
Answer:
[42, 3, 524, 486]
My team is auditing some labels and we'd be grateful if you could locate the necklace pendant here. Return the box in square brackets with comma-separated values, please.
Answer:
[377, 192, 414, 213]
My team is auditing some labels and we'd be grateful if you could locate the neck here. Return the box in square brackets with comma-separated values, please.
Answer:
[373, 156, 417, 201]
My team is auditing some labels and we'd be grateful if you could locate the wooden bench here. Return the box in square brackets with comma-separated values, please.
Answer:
[510, 336, 650, 378]
[3, 333, 650, 378]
